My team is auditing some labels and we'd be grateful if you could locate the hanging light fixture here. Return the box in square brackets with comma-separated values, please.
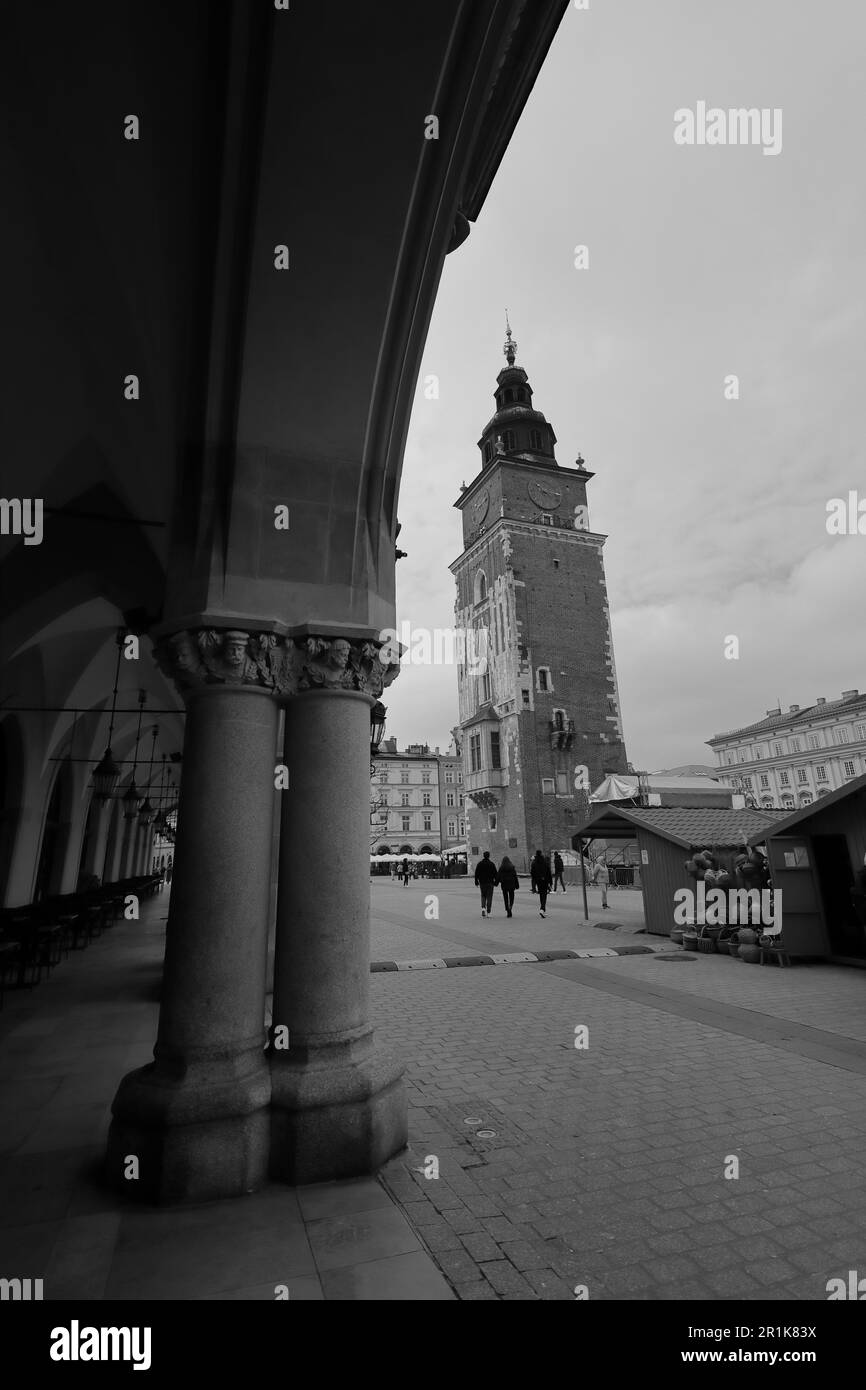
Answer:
[138, 724, 158, 826]
[370, 701, 387, 757]
[153, 753, 168, 836]
[123, 690, 147, 819]
[91, 629, 125, 803]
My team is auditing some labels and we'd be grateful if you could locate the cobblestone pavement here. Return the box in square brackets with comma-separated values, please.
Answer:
[372, 883, 866, 1300]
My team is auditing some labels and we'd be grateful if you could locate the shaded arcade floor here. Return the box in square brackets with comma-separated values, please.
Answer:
[0, 894, 452, 1301]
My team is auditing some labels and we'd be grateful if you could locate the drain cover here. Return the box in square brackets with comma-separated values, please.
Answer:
[653, 953, 697, 963]
[463, 1116, 483, 1126]
[476, 1129, 497, 1139]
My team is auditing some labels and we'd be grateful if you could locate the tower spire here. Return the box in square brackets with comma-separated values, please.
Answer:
[503, 311, 517, 367]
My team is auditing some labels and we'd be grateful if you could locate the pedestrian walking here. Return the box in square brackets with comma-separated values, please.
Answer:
[553, 851, 566, 894]
[596, 857, 610, 908]
[474, 850, 498, 917]
[401, 857, 409, 887]
[498, 855, 519, 917]
[531, 849, 552, 917]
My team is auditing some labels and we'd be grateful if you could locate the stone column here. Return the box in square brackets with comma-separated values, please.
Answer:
[81, 797, 112, 884]
[106, 627, 282, 1203]
[269, 636, 406, 1183]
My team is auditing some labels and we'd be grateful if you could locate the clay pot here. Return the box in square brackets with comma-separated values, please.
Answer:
[739, 944, 761, 964]
[682, 931, 699, 951]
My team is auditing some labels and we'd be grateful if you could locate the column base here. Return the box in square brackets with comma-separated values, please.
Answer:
[269, 1031, 407, 1185]
[105, 1051, 271, 1204]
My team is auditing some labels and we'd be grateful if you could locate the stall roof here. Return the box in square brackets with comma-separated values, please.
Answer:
[572, 804, 787, 851]
[746, 772, 866, 844]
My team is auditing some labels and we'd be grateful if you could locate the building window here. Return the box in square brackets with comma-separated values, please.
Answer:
[522, 690, 530, 707]
[422, 771, 431, 784]
[490, 732, 501, 769]
[459, 819, 465, 835]
[541, 777, 555, 794]
[400, 772, 409, 783]
[475, 571, 487, 603]
[423, 815, 432, 831]
[541, 514, 552, 526]
[445, 770, 454, 783]
[484, 442, 492, 462]
[844, 759, 856, 777]
[779, 771, 790, 786]
[481, 672, 491, 704]
[555, 772, 568, 795]
[772, 743, 783, 756]
[790, 738, 801, 752]
[505, 388, 515, 404]
[782, 795, 794, 809]
[755, 747, 763, 759]
[816, 765, 827, 781]
[855, 725, 866, 741]
[446, 791, 455, 808]
[836, 727, 849, 744]
[761, 797, 774, 808]
[797, 768, 808, 784]
[458, 771, 463, 783]
[537, 668, 550, 692]
[379, 773, 387, 783]
[738, 749, 747, 762]
[759, 774, 769, 789]
[469, 733, 482, 773]
[422, 792, 431, 806]
[807, 734, 821, 749]
[800, 794, 813, 805]
[503, 429, 516, 451]
[401, 793, 409, 807]
[488, 813, 497, 831]
[726, 754, 735, 766]
[401, 816, 410, 832]
[743, 776, 753, 789]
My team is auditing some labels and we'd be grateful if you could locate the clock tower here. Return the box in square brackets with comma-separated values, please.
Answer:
[450, 322, 629, 870]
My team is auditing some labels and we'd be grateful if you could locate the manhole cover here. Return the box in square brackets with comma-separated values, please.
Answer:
[463, 1116, 483, 1126]
[653, 953, 697, 963]
[476, 1129, 497, 1139]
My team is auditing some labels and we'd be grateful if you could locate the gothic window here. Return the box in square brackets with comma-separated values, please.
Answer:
[474, 570, 487, 603]
[554, 710, 565, 730]
[490, 732, 501, 770]
[488, 813, 497, 831]
[469, 733, 482, 772]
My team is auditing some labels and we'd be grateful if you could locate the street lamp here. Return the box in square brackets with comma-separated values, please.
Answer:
[370, 701, 387, 758]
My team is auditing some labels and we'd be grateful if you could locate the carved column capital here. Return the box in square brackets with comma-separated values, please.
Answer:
[154, 627, 401, 701]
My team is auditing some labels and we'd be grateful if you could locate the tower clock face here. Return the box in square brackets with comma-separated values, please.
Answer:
[527, 479, 561, 511]
[471, 487, 490, 527]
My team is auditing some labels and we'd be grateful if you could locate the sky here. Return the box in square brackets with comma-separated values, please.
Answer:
[388, 0, 866, 771]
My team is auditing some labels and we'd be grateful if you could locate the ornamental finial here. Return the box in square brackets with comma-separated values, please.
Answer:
[503, 311, 517, 366]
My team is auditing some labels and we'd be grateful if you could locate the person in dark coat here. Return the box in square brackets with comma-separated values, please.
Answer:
[401, 857, 409, 886]
[531, 850, 552, 917]
[474, 850, 498, 917]
[498, 856, 519, 917]
[553, 851, 566, 894]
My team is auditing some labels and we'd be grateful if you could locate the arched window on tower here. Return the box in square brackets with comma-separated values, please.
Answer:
[474, 570, 487, 604]
[530, 429, 542, 450]
[503, 429, 516, 451]
[483, 442, 492, 463]
[505, 388, 515, 403]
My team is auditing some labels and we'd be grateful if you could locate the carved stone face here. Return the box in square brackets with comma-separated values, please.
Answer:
[223, 632, 248, 669]
[172, 630, 200, 674]
[329, 638, 351, 670]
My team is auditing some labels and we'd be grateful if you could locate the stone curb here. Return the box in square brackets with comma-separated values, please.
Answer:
[370, 944, 668, 972]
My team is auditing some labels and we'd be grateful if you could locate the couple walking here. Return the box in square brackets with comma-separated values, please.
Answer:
[474, 849, 565, 920]
[474, 851, 520, 917]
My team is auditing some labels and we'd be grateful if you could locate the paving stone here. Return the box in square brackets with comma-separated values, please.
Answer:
[459, 1232, 505, 1263]
[478, 1260, 534, 1296]
[454, 1279, 500, 1300]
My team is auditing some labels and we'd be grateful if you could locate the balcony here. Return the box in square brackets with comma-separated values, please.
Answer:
[465, 768, 504, 795]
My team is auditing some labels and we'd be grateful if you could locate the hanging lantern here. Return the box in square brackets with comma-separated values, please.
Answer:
[92, 746, 121, 803]
[123, 779, 143, 819]
[138, 797, 155, 826]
